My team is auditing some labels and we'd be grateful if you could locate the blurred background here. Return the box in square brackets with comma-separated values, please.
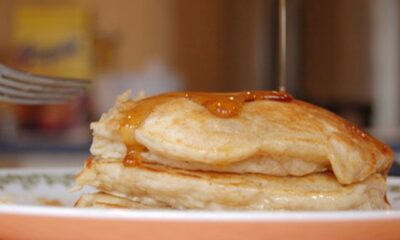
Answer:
[0, 0, 398, 166]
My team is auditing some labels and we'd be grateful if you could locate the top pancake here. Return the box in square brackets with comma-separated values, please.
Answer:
[90, 91, 393, 184]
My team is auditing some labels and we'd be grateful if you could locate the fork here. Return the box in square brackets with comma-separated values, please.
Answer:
[0, 64, 91, 105]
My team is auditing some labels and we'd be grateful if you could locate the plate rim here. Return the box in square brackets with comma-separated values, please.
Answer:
[0, 204, 400, 222]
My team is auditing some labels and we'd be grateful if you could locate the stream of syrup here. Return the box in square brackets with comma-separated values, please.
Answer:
[278, 0, 287, 92]
[119, 91, 292, 167]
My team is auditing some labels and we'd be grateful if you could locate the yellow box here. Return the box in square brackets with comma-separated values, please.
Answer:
[12, 4, 93, 79]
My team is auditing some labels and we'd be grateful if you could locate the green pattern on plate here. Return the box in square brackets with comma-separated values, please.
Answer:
[0, 173, 75, 190]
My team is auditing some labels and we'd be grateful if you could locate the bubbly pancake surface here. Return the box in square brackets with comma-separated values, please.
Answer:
[90, 91, 393, 184]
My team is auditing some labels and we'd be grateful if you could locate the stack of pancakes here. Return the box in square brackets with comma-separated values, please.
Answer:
[75, 91, 393, 210]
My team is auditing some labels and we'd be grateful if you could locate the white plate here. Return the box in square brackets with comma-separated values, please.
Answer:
[0, 168, 400, 240]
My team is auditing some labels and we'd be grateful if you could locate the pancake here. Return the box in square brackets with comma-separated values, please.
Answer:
[75, 192, 168, 209]
[90, 91, 393, 184]
[76, 90, 393, 211]
[75, 158, 389, 211]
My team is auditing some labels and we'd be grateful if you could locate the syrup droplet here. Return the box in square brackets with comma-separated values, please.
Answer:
[123, 144, 147, 167]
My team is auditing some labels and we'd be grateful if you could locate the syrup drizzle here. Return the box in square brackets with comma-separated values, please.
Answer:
[120, 91, 293, 167]
[278, 0, 287, 92]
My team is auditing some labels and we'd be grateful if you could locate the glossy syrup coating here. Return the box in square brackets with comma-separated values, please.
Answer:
[119, 91, 292, 167]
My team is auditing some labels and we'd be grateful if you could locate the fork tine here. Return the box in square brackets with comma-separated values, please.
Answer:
[0, 83, 81, 99]
[0, 90, 75, 105]
[0, 64, 91, 88]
